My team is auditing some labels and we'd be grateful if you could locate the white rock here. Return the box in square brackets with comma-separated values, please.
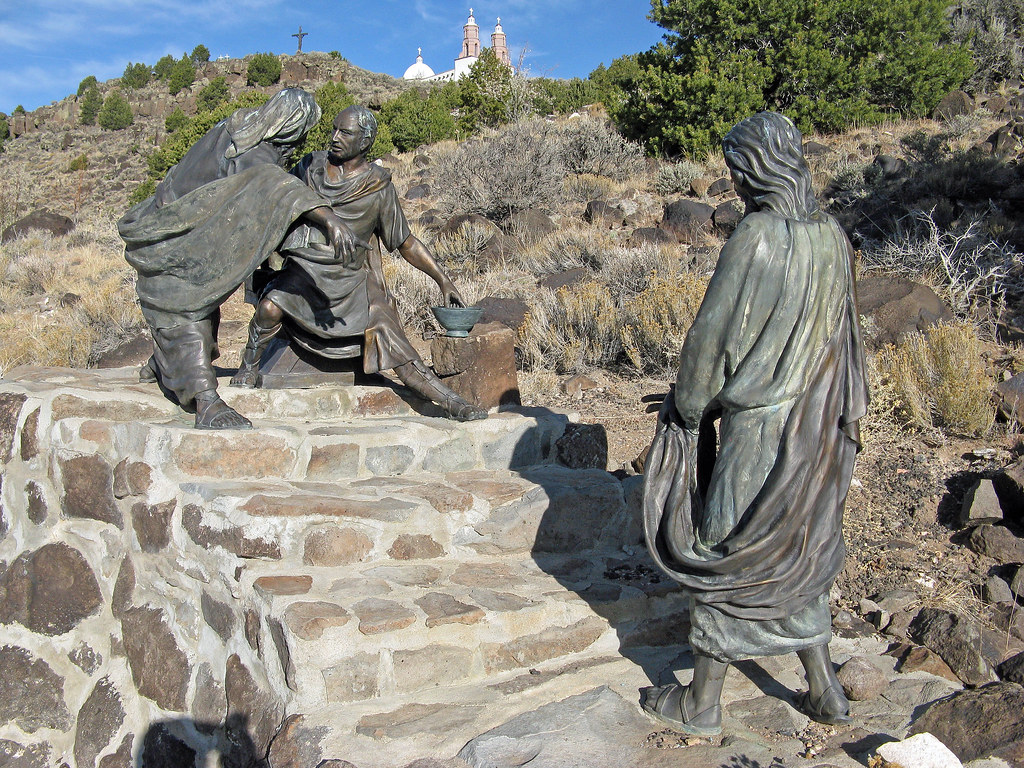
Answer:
[877, 733, 963, 768]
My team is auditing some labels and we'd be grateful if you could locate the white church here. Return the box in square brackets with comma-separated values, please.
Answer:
[403, 9, 513, 82]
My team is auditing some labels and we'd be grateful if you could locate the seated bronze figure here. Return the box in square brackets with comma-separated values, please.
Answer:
[231, 105, 486, 422]
[641, 111, 869, 735]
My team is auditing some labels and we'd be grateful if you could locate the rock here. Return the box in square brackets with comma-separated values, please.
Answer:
[483, 617, 605, 672]
[405, 183, 431, 200]
[1012, 565, 1024, 598]
[1, 208, 74, 242]
[934, 90, 975, 121]
[962, 479, 1004, 527]
[304, 527, 373, 566]
[837, 655, 889, 701]
[0, 739, 50, 768]
[201, 592, 235, 642]
[93, 330, 152, 369]
[59, 453, 121, 526]
[993, 459, 1024, 529]
[910, 608, 999, 685]
[998, 651, 1024, 684]
[306, 443, 360, 479]
[661, 199, 714, 243]
[877, 732, 964, 768]
[182, 504, 281, 559]
[438, 213, 500, 240]
[357, 702, 483, 741]
[415, 593, 484, 627]
[895, 646, 961, 683]
[388, 534, 445, 560]
[0, 542, 102, 635]
[856, 275, 954, 346]
[98, 734, 133, 768]
[995, 374, 1024, 426]
[713, 199, 744, 234]
[984, 575, 1015, 605]
[627, 226, 675, 247]
[988, 125, 1018, 157]
[393, 645, 475, 692]
[690, 177, 711, 196]
[139, 723, 195, 768]
[24, 481, 46, 524]
[0, 393, 25, 463]
[804, 140, 831, 156]
[583, 200, 624, 228]
[191, 663, 225, 728]
[538, 268, 589, 290]
[431, 322, 520, 409]
[707, 177, 733, 196]
[909, 682, 1024, 763]
[131, 500, 174, 552]
[554, 422, 608, 470]
[225, 654, 284, 758]
[74, 677, 125, 768]
[112, 556, 134, 619]
[968, 525, 1024, 564]
[284, 601, 351, 640]
[254, 575, 313, 596]
[268, 714, 329, 768]
[874, 154, 908, 176]
[0, 646, 71, 732]
[173, 432, 296, 479]
[506, 209, 556, 244]
[476, 296, 528, 333]
[121, 606, 191, 711]
[353, 598, 417, 634]
[323, 652, 380, 702]
[457, 686, 648, 767]
[68, 643, 102, 674]
[19, 406, 38, 461]
[113, 458, 152, 498]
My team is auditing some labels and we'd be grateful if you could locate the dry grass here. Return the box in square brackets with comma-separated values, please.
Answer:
[620, 271, 709, 374]
[875, 321, 995, 437]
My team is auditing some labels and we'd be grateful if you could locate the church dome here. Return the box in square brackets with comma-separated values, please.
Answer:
[403, 48, 435, 80]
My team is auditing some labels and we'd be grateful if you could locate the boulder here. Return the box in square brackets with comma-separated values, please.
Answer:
[661, 199, 714, 243]
[909, 682, 1024, 763]
[713, 199, 744, 235]
[998, 650, 1024, 684]
[583, 200, 624, 228]
[431, 322, 520, 409]
[968, 525, 1024, 564]
[627, 227, 675, 247]
[876, 732, 963, 768]
[538, 268, 589, 291]
[855, 274, 954, 346]
[836, 655, 889, 701]
[961, 479, 1004, 527]
[909, 608, 999, 685]
[476, 296, 528, 333]
[506, 209, 556, 244]
[803, 141, 831, 156]
[1, 209, 74, 242]
[404, 183, 431, 200]
[933, 90, 975, 121]
[707, 177, 733, 196]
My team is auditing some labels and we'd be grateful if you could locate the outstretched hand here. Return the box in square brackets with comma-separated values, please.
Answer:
[440, 280, 467, 308]
[323, 215, 371, 269]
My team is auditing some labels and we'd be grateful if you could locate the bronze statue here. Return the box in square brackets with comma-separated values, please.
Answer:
[641, 112, 869, 735]
[230, 105, 486, 422]
[119, 88, 359, 429]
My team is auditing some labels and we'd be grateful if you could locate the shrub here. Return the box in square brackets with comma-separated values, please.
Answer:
[0, 115, 8, 153]
[78, 87, 102, 126]
[296, 81, 354, 158]
[168, 57, 196, 96]
[77, 76, 97, 97]
[616, 0, 973, 157]
[98, 91, 133, 130]
[520, 282, 623, 373]
[587, 55, 642, 112]
[247, 53, 282, 86]
[154, 55, 176, 81]
[67, 153, 89, 172]
[555, 116, 645, 180]
[190, 44, 210, 64]
[379, 88, 457, 152]
[196, 77, 229, 112]
[620, 271, 709, 373]
[563, 173, 617, 203]
[128, 178, 157, 206]
[121, 62, 151, 89]
[329, 50, 343, 60]
[434, 119, 565, 221]
[165, 107, 188, 133]
[655, 161, 705, 195]
[877, 321, 994, 435]
[951, 0, 1024, 90]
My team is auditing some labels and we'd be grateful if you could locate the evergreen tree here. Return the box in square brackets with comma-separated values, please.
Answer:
[154, 54, 176, 81]
[98, 90, 134, 130]
[168, 56, 196, 96]
[247, 53, 282, 86]
[297, 81, 354, 157]
[616, 0, 974, 157]
[379, 88, 457, 152]
[458, 48, 514, 133]
[121, 62, 152, 89]
[79, 87, 102, 126]
[190, 44, 211, 64]
[588, 55, 641, 112]
[0, 114, 8, 153]
[77, 76, 98, 97]
[196, 77, 229, 112]
[165, 107, 188, 133]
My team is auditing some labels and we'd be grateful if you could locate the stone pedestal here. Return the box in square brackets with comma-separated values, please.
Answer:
[430, 322, 520, 410]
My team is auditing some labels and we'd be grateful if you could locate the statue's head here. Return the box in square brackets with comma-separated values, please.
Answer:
[329, 105, 377, 163]
[225, 88, 321, 160]
[723, 112, 818, 221]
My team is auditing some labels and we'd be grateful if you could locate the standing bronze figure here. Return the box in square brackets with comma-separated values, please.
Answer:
[641, 112, 869, 735]
[119, 88, 359, 429]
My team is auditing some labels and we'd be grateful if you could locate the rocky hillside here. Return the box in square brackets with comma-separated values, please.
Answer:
[0, 53, 409, 223]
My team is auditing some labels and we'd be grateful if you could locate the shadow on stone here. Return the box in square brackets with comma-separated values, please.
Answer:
[138, 714, 265, 768]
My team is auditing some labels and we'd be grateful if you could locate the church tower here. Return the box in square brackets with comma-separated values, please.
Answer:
[491, 18, 510, 66]
[460, 9, 481, 59]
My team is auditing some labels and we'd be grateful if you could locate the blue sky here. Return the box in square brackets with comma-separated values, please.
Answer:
[0, 1, 665, 113]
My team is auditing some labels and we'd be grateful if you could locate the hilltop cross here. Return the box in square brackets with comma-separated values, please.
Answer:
[292, 26, 308, 53]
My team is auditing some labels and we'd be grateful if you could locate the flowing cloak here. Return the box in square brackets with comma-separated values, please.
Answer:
[118, 120, 327, 329]
[642, 210, 868, 662]
[265, 151, 418, 373]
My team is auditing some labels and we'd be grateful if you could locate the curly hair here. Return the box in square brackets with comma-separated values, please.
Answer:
[722, 112, 819, 221]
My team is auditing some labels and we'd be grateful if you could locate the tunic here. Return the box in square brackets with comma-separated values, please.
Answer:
[265, 152, 418, 373]
[642, 210, 868, 663]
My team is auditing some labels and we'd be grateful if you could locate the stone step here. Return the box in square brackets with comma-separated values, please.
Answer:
[239, 551, 690, 713]
[178, 466, 643, 563]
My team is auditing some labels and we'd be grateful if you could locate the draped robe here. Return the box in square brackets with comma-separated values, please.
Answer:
[643, 210, 868, 662]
